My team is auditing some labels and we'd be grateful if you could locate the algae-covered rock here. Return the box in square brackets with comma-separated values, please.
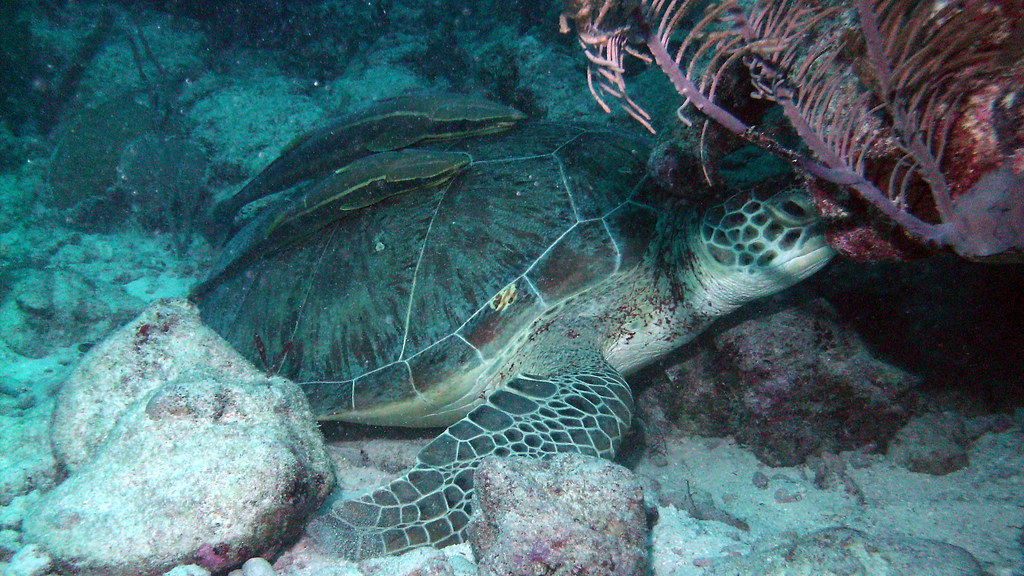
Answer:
[657, 299, 919, 466]
[0, 267, 133, 359]
[25, 299, 334, 576]
[4, 544, 53, 576]
[888, 412, 971, 475]
[469, 453, 649, 576]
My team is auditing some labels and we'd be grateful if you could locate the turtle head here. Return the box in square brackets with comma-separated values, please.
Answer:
[688, 190, 834, 308]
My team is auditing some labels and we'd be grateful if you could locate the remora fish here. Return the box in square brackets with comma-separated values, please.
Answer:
[214, 93, 525, 224]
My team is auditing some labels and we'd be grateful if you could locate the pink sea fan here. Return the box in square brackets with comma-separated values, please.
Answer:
[563, 0, 1024, 260]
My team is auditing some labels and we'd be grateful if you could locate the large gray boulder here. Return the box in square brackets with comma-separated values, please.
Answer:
[48, 298, 270, 471]
[23, 299, 334, 576]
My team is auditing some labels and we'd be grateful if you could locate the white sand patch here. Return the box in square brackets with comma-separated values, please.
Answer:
[643, 432, 1024, 575]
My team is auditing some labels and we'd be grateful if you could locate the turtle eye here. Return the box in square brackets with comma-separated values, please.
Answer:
[771, 195, 815, 224]
[782, 199, 807, 218]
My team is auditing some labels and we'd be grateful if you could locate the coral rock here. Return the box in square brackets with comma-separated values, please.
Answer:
[469, 453, 648, 576]
[4, 544, 53, 576]
[239, 557, 276, 576]
[657, 299, 919, 466]
[50, 298, 266, 471]
[887, 412, 970, 476]
[0, 268, 135, 359]
[24, 299, 334, 576]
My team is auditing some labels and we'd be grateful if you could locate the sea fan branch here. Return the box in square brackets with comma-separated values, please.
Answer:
[562, 0, 1024, 256]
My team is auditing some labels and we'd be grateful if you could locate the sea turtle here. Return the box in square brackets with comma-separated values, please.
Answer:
[194, 121, 834, 559]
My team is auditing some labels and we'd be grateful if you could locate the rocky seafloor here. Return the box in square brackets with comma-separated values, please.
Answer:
[1, 1, 1023, 575]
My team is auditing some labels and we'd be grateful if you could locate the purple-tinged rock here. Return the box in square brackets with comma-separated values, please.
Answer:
[655, 299, 919, 466]
[469, 453, 648, 576]
[887, 412, 970, 475]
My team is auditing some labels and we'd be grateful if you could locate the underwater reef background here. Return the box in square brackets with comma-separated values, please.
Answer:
[0, 0, 1022, 575]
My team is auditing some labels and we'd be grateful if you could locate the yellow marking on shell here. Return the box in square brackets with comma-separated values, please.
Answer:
[489, 283, 519, 312]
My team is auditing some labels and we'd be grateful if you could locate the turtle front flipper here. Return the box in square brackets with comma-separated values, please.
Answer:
[306, 355, 634, 560]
